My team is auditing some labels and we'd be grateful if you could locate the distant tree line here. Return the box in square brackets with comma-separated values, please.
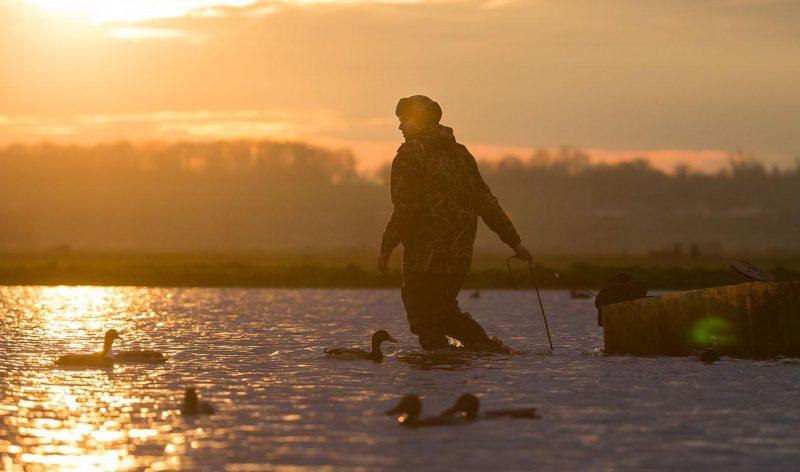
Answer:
[0, 141, 798, 255]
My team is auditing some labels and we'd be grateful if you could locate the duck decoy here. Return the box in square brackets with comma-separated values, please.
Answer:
[325, 330, 397, 361]
[54, 329, 120, 367]
[114, 339, 167, 363]
[441, 394, 539, 420]
[114, 350, 166, 363]
[697, 347, 720, 364]
[181, 388, 214, 415]
[385, 395, 468, 428]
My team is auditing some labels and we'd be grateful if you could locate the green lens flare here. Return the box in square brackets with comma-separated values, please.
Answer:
[690, 318, 737, 348]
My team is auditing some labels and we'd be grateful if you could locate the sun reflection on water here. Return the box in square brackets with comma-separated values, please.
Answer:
[4, 287, 796, 470]
[0, 286, 189, 471]
[37, 286, 127, 342]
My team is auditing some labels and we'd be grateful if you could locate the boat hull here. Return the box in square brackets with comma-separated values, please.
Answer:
[601, 281, 800, 357]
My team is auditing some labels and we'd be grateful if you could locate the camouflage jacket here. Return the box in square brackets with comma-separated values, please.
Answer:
[380, 125, 521, 274]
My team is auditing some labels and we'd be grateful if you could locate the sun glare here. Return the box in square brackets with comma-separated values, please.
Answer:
[36, 286, 127, 342]
[21, 0, 258, 24]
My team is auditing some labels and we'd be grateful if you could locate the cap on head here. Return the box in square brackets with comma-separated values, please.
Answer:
[395, 95, 442, 126]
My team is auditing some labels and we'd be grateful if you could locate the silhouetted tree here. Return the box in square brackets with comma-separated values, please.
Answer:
[0, 141, 797, 254]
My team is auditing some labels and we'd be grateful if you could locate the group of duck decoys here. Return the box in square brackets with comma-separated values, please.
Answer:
[54, 328, 400, 366]
[54, 328, 538, 424]
[54, 329, 213, 415]
[324, 330, 538, 427]
[54, 329, 166, 367]
[385, 394, 538, 428]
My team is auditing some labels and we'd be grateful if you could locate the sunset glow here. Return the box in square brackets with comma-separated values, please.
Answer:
[1, 0, 799, 470]
[21, 0, 257, 23]
[4, 0, 799, 170]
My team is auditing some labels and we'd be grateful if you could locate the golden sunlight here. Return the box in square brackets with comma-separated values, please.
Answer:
[36, 287, 126, 342]
[21, 0, 258, 24]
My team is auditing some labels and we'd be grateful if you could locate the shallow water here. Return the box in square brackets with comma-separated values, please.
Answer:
[0, 286, 798, 471]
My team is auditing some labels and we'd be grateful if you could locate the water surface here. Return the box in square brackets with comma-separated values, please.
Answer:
[1, 287, 798, 470]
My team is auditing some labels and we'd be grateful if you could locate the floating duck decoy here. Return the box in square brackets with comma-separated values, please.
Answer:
[441, 394, 539, 420]
[325, 330, 397, 361]
[54, 329, 120, 367]
[181, 388, 214, 415]
[114, 339, 167, 363]
[385, 395, 468, 428]
[697, 347, 720, 364]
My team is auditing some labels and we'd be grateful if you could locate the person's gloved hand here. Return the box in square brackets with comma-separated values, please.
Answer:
[513, 242, 533, 262]
[376, 252, 391, 273]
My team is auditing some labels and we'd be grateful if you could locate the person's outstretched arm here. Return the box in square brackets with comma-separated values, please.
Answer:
[378, 145, 420, 272]
[463, 145, 532, 261]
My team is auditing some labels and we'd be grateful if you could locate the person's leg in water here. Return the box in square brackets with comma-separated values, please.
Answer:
[440, 273, 492, 347]
[401, 272, 450, 350]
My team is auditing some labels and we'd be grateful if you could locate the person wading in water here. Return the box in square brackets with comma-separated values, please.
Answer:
[377, 95, 533, 350]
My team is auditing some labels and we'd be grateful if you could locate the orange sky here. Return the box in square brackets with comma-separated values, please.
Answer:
[1, 0, 798, 173]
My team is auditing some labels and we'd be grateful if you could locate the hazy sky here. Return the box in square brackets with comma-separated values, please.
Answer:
[1, 0, 798, 171]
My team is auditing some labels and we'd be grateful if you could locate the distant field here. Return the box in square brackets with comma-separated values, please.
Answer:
[1, 252, 798, 290]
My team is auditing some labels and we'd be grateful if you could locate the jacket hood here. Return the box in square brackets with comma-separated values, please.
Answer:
[413, 124, 457, 145]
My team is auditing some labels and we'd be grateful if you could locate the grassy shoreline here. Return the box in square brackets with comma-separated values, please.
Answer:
[1, 252, 798, 290]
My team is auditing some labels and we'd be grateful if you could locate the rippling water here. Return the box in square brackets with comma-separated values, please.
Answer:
[1, 286, 798, 471]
